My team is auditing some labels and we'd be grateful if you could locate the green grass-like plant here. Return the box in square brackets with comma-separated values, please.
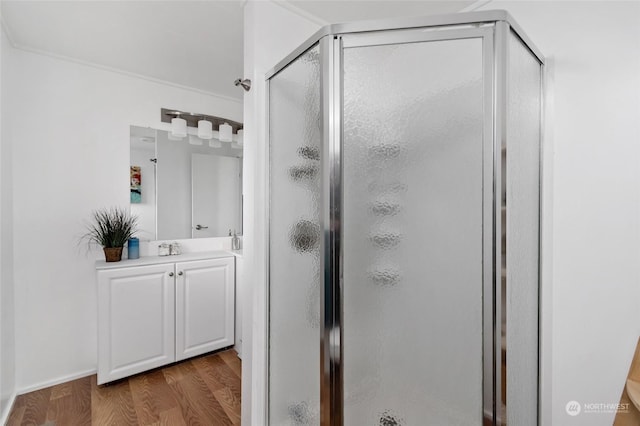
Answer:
[83, 207, 138, 248]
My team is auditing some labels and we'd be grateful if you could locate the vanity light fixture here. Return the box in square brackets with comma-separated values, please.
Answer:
[161, 108, 243, 143]
[170, 112, 187, 138]
[236, 129, 244, 146]
[219, 122, 233, 142]
[197, 118, 213, 140]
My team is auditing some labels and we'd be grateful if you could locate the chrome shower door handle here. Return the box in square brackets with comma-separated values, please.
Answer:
[195, 224, 209, 230]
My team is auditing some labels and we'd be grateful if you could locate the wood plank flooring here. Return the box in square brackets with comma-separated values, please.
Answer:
[6, 349, 241, 426]
[614, 337, 640, 425]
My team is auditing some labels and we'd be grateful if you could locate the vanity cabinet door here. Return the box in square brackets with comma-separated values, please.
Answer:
[98, 263, 176, 385]
[175, 258, 235, 361]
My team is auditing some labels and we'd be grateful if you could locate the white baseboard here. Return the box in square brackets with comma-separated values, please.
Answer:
[0, 391, 18, 425]
[17, 368, 96, 395]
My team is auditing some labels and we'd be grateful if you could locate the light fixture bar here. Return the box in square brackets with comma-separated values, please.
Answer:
[161, 108, 243, 136]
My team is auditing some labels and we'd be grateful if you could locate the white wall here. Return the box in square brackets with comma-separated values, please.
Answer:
[243, 1, 320, 424]
[0, 14, 17, 424]
[6, 44, 242, 392]
[480, 2, 640, 424]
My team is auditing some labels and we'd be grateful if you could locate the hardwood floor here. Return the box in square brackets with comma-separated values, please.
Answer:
[6, 349, 241, 426]
[614, 337, 640, 425]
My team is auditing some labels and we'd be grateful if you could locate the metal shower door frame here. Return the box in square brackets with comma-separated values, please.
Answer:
[319, 34, 343, 426]
[265, 10, 544, 426]
[323, 25, 497, 426]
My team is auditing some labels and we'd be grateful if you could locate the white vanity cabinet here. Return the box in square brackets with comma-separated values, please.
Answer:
[175, 258, 235, 361]
[97, 263, 176, 384]
[97, 253, 235, 385]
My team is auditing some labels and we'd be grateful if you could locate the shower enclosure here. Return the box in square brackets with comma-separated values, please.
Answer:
[267, 10, 543, 426]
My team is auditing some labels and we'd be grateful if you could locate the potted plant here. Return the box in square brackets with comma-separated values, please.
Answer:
[83, 207, 138, 262]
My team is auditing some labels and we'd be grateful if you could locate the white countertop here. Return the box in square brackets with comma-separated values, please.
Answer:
[96, 250, 238, 270]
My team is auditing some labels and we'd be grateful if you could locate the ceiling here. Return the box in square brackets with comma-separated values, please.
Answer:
[0, 1, 475, 100]
[0, 0, 245, 99]
[286, 1, 476, 25]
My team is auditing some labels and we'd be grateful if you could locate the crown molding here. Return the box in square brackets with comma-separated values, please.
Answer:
[7, 41, 243, 104]
[0, 15, 17, 48]
[459, 0, 493, 12]
[269, 0, 328, 26]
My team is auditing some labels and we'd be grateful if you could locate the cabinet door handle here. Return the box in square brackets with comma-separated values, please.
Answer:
[169, 272, 174, 277]
[178, 271, 183, 276]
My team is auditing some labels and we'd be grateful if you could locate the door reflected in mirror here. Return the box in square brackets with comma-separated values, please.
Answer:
[130, 125, 242, 241]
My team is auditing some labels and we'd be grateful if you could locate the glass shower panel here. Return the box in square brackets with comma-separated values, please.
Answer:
[268, 45, 321, 425]
[505, 31, 542, 425]
[343, 37, 485, 424]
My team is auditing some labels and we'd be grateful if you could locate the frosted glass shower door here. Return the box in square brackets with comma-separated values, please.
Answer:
[342, 35, 487, 425]
[268, 45, 321, 425]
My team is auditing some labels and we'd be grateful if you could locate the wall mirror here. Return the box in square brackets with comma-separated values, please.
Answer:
[130, 125, 243, 241]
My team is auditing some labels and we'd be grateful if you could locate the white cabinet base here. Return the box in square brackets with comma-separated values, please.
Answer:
[98, 263, 175, 385]
[97, 254, 235, 385]
[175, 258, 235, 361]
